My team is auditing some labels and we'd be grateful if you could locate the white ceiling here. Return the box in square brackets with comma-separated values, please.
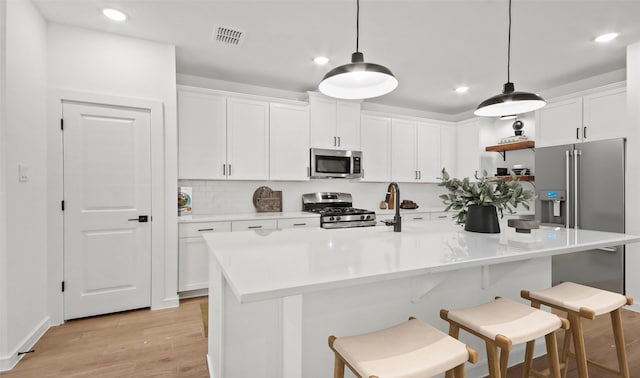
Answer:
[33, 0, 640, 116]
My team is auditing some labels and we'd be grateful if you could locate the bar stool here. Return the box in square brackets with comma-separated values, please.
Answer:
[328, 317, 478, 378]
[441, 297, 569, 378]
[521, 282, 633, 378]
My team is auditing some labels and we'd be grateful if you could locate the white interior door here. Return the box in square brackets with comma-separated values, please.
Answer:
[63, 101, 151, 320]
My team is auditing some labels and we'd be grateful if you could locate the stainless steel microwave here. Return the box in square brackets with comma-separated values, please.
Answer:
[310, 148, 362, 179]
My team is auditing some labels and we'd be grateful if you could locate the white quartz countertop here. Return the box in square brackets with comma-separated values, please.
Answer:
[178, 211, 318, 223]
[204, 221, 640, 303]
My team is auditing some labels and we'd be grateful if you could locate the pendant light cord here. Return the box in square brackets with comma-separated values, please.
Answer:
[356, 0, 360, 53]
[507, 0, 512, 83]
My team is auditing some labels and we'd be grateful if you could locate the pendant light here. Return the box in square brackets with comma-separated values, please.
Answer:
[474, 0, 545, 117]
[318, 0, 398, 100]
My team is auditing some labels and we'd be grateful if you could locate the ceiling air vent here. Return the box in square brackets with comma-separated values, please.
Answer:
[212, 25, 246, 46]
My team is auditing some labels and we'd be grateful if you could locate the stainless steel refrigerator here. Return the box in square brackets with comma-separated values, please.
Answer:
[535, 138, 625, 293]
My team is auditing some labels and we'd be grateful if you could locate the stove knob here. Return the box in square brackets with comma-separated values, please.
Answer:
[329, 216, 334, 221]
[336, 216, 341, 221]
[366, 215, 371, 220]
[360, 215, 365, 220]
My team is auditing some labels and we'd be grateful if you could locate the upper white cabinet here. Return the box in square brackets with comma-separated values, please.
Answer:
[360, 114, 392, 182]
[226, 97, 270, 180]
[456, 119, 481, 179]
[536, 86, 626, 147]
[269, 103, 310, 181]
[440, 125, 457, 178]
[309, 93, 361, 150]
[391, 119, 442, 183]
[178, 90, 227, 179]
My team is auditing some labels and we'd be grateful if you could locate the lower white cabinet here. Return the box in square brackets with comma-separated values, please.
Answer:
[277, 217, 320, 229]
[178, 221, 231, 292]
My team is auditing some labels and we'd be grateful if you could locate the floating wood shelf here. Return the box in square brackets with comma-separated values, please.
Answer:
[485, 141, 535, 161]
[493, 175, 535, 182]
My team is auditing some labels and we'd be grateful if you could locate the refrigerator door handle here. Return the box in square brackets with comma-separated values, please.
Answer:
[565, 150, 571, 229]
[597, 246, 618, 253]
[574, 149, 581, 229]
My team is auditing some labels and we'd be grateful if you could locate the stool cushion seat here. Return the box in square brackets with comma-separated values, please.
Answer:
[332, 318, 469, 378]
[447, 297, 562, 345]
[528, 282, 627, 316]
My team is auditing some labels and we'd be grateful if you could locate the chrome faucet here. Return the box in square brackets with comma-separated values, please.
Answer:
[386, 182, 401, 232]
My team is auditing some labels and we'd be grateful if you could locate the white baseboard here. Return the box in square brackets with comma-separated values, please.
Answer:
[151, 295, 179, 310]
[207, 354, 215, 378]
[0, 316, 51, 371]
[178, 288, 208, 299]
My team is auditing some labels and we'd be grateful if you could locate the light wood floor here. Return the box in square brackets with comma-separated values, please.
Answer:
[2, 297, 640, 377]
[0, 297, 209, 378]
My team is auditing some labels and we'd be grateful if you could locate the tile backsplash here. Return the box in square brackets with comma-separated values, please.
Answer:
[177, 179, 449, 215]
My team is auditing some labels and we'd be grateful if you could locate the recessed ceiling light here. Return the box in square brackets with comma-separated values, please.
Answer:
[455, 86, 469, 94]
[595, 32, 619, 43]
[314, 56, 329, 65]
[102, 8, 127, 22]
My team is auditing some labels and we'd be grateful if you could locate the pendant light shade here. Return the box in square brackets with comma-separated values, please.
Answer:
[318, 0, 397, 99]
[474, 0, 545, 117]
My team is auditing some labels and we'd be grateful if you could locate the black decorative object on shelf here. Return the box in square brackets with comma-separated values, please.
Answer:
[513, 119, 524, 136]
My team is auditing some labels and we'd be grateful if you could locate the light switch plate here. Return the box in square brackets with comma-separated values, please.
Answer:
[18, 163, 28, 182]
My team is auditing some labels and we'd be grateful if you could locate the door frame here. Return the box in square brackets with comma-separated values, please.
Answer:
[47, 89, 177, 325]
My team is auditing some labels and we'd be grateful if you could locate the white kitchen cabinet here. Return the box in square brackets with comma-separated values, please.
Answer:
[360, 114, 391, 182]
[309, 93, 361, 149]
[178, 89, 227, 179]
[416, 122, 442, 182]
[227, 97, 270, 180]
[178, 221, 232, 292]
[536, 86, 626, 147]
[440, 125, 457, 178]
[277, 217, 320, 229]
[391, 119, 441, 183]
[231, 219, 278, 231]
[456, 119, 481, 179]
[269, 103, 310, 181]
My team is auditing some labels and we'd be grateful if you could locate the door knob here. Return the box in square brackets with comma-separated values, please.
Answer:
[128, 215, 149, 222]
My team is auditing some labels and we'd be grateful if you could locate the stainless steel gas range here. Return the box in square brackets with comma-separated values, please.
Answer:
[302, 192, 376, 229]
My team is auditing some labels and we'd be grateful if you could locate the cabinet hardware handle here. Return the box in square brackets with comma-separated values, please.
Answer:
[333, 136, 337, 146]
[293, 223, 306, 226]
[437, 215, 447, 219]
[583, 126, 587, 139]
[307, 167, 310, 177]
[418, 171, 422, 180]
[248, 225, 262, 229]
[598, 247, 617, 253]
[337, 136, 341, 146]
[415, 171, 418, 180]
[413, 217, 424, 220]
[228, 164, 232, 176]
[223, 164, 226, 176]
[198, 228, 215, 232]
[576, 127, 580, 140]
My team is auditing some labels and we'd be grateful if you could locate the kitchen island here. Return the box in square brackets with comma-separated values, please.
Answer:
[204, 220, 640, 378]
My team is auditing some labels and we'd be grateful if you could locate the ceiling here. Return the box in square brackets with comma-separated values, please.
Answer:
[33, 0, 640, 116]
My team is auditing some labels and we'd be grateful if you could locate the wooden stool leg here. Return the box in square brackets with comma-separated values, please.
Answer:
[560, 326, 571, 378]
[453, 363, 466, 378]
[545, 332, 561, 378]
[446, 324, 461, 378]
[333, 353, 345, 378]
[611, 308, 630, 378]
[568, 312, 589, 378]
[486, 342, 502, 378]
[522, 340, 535, 378]
[499, 347, 510, 378]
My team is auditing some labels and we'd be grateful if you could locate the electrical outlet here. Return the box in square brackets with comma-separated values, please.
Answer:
[18, 164, 28, 182]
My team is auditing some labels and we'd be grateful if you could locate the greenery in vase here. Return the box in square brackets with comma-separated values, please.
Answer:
[437, 168, 535, 224]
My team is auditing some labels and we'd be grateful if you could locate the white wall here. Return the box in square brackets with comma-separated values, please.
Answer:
[625, 42, 640, 309]
[0, 0, 7, 366]
[0, 0, 49, 370]
[46, 24, 179, 317]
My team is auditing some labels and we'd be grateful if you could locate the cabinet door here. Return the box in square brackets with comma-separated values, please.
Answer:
[416, 122, 441, 182]
[360, 114, 391, 182]
[309, 95, 337, 148]
[178, 90, 226, 179]
[336, 101, 361, 150]
[535, 97, 582, 147]
[440, 125, 457, 178]
[391, 119, 417, 182]
[456, 120, 481, 179]
[269, 103, 310, 181]
[178, 237, 210, 292]
[583, 87, 627, 141]
[227, 98, 270, 180]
